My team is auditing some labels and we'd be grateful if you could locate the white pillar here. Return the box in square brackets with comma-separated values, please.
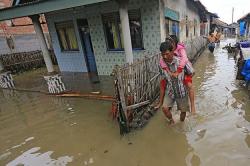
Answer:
[30, 15, 54, 73]
[117, 0, 133, 64]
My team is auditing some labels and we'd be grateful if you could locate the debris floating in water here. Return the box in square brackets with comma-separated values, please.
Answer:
[89, 158, 94, 164]
[70, 122, 77, 126]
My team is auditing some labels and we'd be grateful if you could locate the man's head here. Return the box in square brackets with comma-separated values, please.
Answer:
[160, 40, 174, 63]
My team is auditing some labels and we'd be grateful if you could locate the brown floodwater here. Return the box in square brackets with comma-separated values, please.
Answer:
[1, 39, 250, 166]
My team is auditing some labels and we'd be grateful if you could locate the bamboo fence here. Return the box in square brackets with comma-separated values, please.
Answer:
[0, 50, 57, 73]
[113, 53, 161, 134]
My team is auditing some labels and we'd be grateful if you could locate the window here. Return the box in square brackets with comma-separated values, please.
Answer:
[165, 19, 179, 38]
[194, 19, 197, 36]
[200, 23, 206, 36]
[56, 21, 79, 51]
[186, 16, 189, 38]
[102, 9, 143, 51]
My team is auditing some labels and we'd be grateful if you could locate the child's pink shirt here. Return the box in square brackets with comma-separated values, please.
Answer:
[159, 43, 188, 72]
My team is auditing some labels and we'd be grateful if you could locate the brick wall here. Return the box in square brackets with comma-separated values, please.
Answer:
[0, 0, 48, 35]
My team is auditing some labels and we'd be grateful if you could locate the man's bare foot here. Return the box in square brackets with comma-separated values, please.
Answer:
[168, 118, 175, 125]
[191, 107, 196, 115]
[191, 111, 196, 115]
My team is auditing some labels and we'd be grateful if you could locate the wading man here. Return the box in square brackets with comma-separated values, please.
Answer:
[159, 41, 190, 124]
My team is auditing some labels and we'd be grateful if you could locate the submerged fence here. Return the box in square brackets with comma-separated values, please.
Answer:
[113, 36, 207, 134]
[0, 50, 57, 73]
[113, 54, 161, 134]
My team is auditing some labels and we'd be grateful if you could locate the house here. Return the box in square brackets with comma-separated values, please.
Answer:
[0, 0, 212, 76]
[228, 22, 238, 37]
[162, 0, 211, 42]
[211, 18, 230, 36]
[237, 13, 250, 39]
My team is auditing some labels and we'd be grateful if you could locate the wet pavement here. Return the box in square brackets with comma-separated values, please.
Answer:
[1, 39, 250, 166]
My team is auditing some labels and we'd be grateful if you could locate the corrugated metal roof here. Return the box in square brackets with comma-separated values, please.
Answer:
[0, 0, 109, 21]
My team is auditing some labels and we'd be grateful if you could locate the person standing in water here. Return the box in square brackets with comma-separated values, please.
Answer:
[205, 31, 216, 53]
[155, 35, 196, 114]
[159, 40, 190, 124]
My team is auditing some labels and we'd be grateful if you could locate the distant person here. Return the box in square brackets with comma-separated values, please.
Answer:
[155, 35, 195, 114]
[215, 31, 222, 44]
[159, 40, 190, 124]
[204, 31, 216, 53]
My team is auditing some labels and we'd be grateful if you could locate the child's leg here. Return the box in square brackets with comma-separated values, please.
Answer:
[186, 82, 195, 114]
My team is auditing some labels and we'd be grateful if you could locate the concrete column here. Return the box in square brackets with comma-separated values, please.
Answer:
[44, 74, 66, 94]
[0, 71, 15, 88]
[117, 0, 133, 64]
[30, 15, 54, 73]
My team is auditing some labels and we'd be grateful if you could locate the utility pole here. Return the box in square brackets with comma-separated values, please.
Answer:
[232, 7, 234, 23]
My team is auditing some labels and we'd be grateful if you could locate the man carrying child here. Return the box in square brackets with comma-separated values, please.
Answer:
[159, 40, 190, 124]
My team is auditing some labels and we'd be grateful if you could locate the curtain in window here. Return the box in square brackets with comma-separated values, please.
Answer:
[66, 27, 78, 50]
[119, 23, 124, 49]
[102, 9, 143, 50]
[111, 23, 119, 49]
[56, 21, 79, 51]
[58, 29, 68, 50]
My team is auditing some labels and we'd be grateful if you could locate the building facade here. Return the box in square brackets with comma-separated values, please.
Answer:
[44, 0, 210, 75]
[45, 0, 161, 74]
[0, 0, 211, 75]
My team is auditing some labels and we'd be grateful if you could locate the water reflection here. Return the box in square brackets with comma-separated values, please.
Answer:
[186, 39, 250, 165]
[6, 147, 73, 166]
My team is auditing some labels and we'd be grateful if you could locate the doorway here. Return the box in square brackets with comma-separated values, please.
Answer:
[77, 19, 99, 83]
[77, 19, 98, 74]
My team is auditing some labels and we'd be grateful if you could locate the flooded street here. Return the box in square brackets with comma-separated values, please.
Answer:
[1, 39, 250, 166]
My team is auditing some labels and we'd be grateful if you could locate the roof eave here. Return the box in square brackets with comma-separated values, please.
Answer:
[0, 0, 109, 21]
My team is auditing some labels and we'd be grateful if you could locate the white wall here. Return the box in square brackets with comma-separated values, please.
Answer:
[160, 0, 201, 42]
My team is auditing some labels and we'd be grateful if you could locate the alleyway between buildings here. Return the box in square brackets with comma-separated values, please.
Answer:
[1, 39, 250, 166]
